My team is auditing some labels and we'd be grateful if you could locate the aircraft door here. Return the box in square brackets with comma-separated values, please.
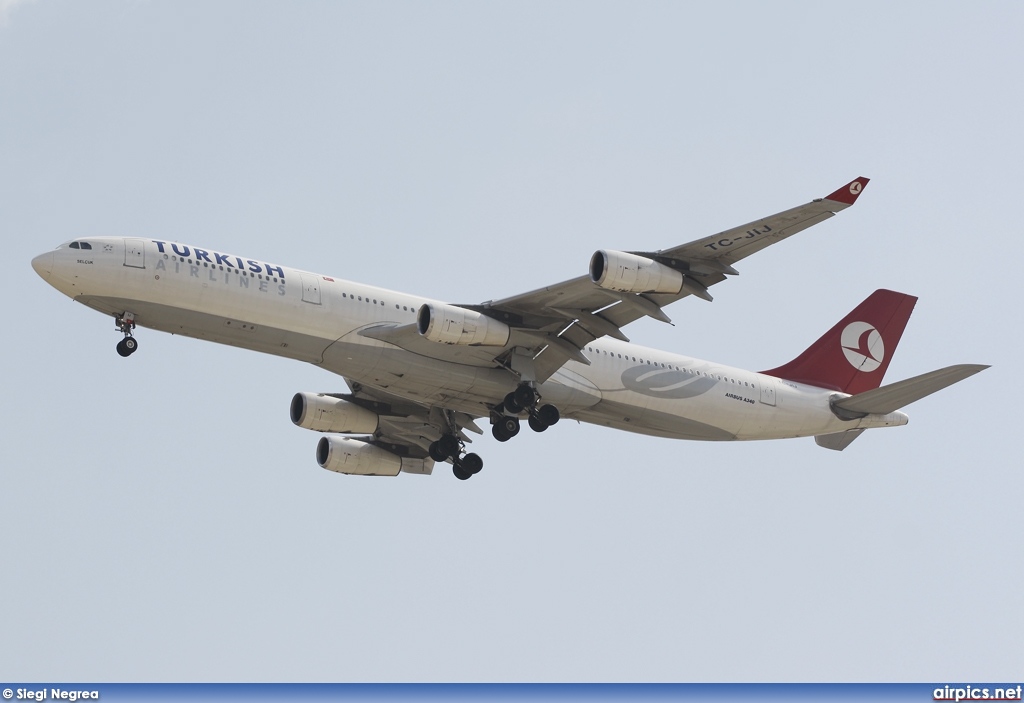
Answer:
[759, 377, 777, 406]
[300, 273, 321, 304]
[124, 239, 146, 268]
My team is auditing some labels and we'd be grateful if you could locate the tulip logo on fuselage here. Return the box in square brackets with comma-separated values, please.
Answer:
[620, 365, 718, 399]
[841, 321, 884, 372]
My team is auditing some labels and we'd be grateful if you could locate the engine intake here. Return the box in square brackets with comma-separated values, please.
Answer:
[316, 436, 433, 476]
[589, 250, 684, 295]
[417, 302, 511, 346]
[290, 393, 379, 434]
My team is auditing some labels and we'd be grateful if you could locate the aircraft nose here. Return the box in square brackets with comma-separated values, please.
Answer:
[31, 251, 54, 279]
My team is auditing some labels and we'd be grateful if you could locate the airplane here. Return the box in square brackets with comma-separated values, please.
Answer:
[30, 177, 987, 480]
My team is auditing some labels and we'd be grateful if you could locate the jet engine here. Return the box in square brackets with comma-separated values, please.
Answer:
[589, 250, 684, 295]
[417, 302, 511, 346]
[316, 436, 433, 476]
[290, 392, 379, 434]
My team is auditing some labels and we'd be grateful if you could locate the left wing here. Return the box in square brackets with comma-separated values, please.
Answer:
[335, 380, 484, 474]
[363, 177, 870, 384]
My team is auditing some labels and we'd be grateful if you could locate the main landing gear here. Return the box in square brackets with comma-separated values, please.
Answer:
[491, 382, 560, 442]
[429, 433, 484, 481]
[114, 312, 139, 357]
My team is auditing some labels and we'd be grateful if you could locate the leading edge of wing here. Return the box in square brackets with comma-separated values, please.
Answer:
[653, 176, 870, 267]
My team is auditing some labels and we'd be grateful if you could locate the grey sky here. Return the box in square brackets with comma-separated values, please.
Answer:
[1, 1, 1020, 682]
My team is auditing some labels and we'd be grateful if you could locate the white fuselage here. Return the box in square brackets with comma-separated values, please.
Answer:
[31, 238, 907, 442]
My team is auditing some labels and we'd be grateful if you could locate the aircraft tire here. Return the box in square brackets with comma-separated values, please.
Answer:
[429, 441, 448, 462]
[438, 434, 460, 458]
[462, 453, 483, 474]
[453, 464, 472, 481]
[538, 404, 560, 426]
[503, 391, 522, 413]
[513, 384, 535, 409]
[500, 416, 520, 437]
[528, 415, 548, 433]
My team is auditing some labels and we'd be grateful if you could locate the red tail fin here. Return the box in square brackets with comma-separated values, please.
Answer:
[760, 290, 918, 394]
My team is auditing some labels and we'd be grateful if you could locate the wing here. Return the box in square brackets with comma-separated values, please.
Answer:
[333, 380, 485, 474]
[363, 177, 869, 384]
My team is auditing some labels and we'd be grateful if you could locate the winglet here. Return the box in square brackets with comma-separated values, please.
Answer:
[824, 177, 870, 206]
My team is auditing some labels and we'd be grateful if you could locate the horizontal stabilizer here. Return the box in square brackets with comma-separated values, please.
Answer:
[815, 429, 865, 451]
[832, 364, 989, 417]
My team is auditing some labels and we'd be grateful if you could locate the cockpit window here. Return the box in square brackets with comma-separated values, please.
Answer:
[69, 242, 80, 249]
[68, 241, 93, 250]
[80, 242, 92, 250]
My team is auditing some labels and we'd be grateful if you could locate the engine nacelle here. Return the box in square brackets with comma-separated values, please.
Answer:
[290, 392, 379, 434]
[316, 436, 433, 477]
[417, 302, 511, 346]
[589, 250, 684, 295]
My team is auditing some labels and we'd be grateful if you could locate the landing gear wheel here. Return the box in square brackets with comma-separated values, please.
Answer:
[452, 464, 472, 481]
[538, 404, 560, 426]
[461, 453, 483, 475]
[428, 441, 448, 462]
[492, 424, 511, 442]
[116, 338, 137, 357]
[438, 434, 460, 458]
[503, 391, 523, 414]
[513, 384, 536, 409]
[500, 416, 520, 437]
[528, 415, 548, 433]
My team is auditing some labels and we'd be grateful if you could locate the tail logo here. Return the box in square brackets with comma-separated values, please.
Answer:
[850, 181, 863, 195]
[841, 321, 884, 372]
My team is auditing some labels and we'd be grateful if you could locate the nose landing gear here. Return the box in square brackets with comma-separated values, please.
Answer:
[114, 312, 138, 357]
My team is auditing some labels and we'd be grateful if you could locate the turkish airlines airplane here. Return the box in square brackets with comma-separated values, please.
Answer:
[31, 178, 986, 480]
